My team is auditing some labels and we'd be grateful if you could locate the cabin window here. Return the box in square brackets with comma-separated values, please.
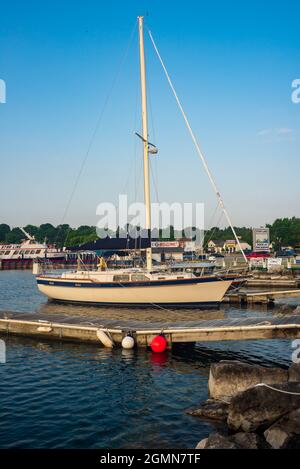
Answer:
[24, 250, 30, 254]
[157, 277, 166, 280]
[5, 251, 10, 255]
[30, 250, 36, 254]
[13, 251, 19, 255]
[131, 274, 150, 282]
[36, 250, 41, 254]
[113, 275, 130, 282]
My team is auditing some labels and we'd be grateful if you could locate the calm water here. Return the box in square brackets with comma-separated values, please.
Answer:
[0, 270, 298, 448]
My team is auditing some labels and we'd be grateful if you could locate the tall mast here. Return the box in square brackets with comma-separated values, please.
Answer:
[138, 16, 152, 270]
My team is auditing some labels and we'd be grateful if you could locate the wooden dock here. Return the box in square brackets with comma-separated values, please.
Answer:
[225, 289, 300, 304]
[246, 278, 300, 288]
[1, 313, 300, 348]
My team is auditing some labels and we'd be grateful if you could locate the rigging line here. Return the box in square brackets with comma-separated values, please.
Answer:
[202, 201, 221, 246]
[134, 59, 140, 205]
[147, 28, 248, 264]
[122, 46, 141, 201]
[202, 206, 224, 247]
[57, 20, 137, 246]
[146, 45, 160, 208]
[147, 75, 160, 205]
[150, 160, 159, 203]
[255, 383, 300, 396]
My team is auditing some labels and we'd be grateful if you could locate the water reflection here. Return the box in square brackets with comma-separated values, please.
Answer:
[31, 301, 226, 331]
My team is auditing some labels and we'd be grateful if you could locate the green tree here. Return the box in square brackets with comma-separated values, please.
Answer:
[38, 224, 57, 244]
[23, 224, 39, 239]
[0, 224, 10, 242]
[5, 227, 23, 243]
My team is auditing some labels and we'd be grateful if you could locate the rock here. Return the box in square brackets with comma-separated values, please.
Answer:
[227, 382, 300, 433]
[187, 399, 229, 422]
[289, 363, 300, 382]
[264, 409, 300, 449]
[196, 431, 267, 449]
[208, 361, 288, 400]
[231, 432, 268, 449]
[195, 438, 208, 449]
[199, 432, 240, 449]
[294, 306, 300, 315]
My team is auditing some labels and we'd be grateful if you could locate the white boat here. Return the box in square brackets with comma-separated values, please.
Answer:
[36, 268, 230, 308]
[36, 16, 232, 308]
[0, 228, 65, 261]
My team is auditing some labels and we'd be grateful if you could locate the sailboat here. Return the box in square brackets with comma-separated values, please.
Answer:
[36, 16, 232, 308]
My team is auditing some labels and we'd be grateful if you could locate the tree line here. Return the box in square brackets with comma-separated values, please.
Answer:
[0, 217, 299, 249]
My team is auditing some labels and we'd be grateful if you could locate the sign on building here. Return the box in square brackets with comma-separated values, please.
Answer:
[252, 228, 270, 252]
[151, 241, 179, 248]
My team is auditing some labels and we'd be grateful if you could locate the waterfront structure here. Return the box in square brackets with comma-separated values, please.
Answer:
[208, 239, 251, 254]
[0, 227, 64, 262]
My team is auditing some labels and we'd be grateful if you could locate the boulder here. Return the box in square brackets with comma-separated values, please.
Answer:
[227, 382, 300, 432]
[264, 409, 300, 449]
[208, 361, 288, 400]
[187, 399, 229, 422]
[289, 363, 300, 382]
[197, 432, 239, 449]
[231, 432, 268, 449]
[195, 432, 267, 449]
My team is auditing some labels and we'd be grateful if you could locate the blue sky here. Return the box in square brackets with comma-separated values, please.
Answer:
[0, 0, 299, 229]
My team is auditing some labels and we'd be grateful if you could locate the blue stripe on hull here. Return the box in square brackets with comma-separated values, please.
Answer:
[49, 298, 220, 309]
[37, 277, 224, 288]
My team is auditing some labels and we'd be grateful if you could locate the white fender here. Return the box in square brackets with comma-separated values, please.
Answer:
[96, 329, 114, 348]
[122, 335, 135, 350]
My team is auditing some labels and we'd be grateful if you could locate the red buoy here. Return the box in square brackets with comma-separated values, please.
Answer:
[150, 334, 167, 353]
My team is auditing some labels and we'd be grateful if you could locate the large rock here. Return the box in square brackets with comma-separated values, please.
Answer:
[208, 361, 288, 400]
[187, 399, 229, 422]
[195, 432, 267, 449]
[264, 409, 300, 449]
[231, 432, 268, 449]
[227, 382, 300, 432]
[197, 432, 239, 449]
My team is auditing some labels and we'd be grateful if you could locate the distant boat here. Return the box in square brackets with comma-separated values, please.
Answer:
[0, 227, 65, 262]
[35, 16, 232, 308]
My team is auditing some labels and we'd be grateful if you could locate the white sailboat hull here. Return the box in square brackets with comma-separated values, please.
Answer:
[36, 276, 231, 308]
